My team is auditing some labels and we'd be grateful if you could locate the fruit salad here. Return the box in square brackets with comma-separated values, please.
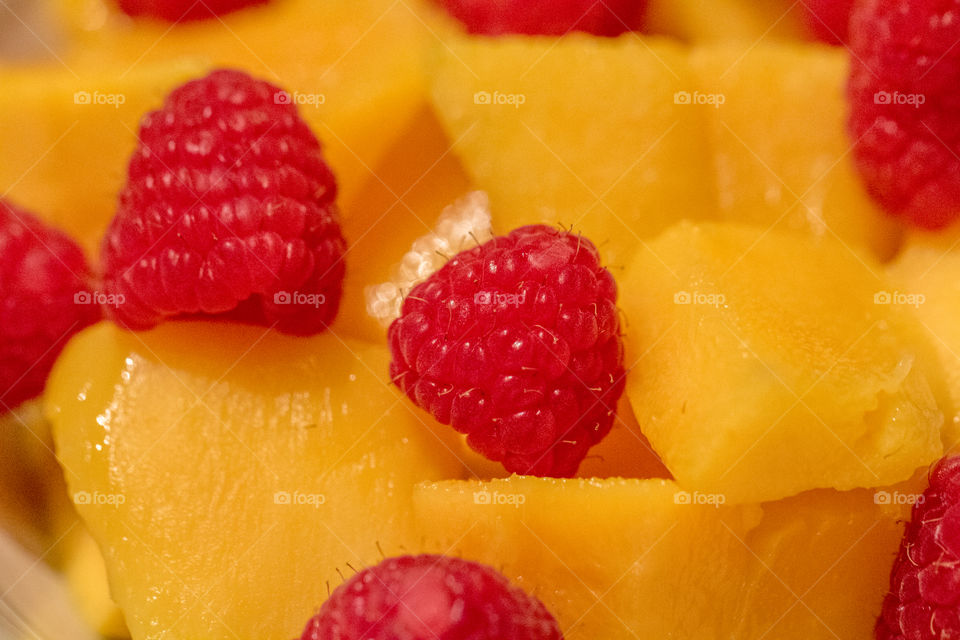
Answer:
[4, 0, 960, 639]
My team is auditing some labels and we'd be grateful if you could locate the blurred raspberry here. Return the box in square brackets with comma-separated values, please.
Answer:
[439, 0, 647, 36]
[848, 0, 960, 229]
[0, 200, 99, 409]
[116, 0, 268, 22]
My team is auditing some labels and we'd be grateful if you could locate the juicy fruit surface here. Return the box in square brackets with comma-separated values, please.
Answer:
[46, 321, 465, 639]
[623, 222, 942, 503]
[0, 200, 99, 409]
[388, 225, 625, 477]
[0, 60, 210, 259]
[438, 0, 646, 36]
[877, 457, 960, 639]
[690, 43, 901, 260]
[101, 69, 346, 335]
[414, 476, 908, 639]
[849, 0, 960, 229]
[117, 0, 267, 21]
[301, 554, 563, 640]
[429, 31, 716, 269]
[63, 0, 429, 207]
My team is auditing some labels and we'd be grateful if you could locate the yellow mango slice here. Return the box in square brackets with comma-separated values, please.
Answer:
[689, 42, 902, 260]
[623, 221, 941, 503]
[429, 30, 717, 269]
[46, 321, 465, 639]
[414, 475, 909, 639]
[887, 236, 960, 451]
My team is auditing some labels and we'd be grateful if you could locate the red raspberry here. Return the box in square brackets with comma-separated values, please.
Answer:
[101, 69, 346, 336]
[848, 0, 960, 229]
[388, 225, 625, 477]
[877, 456, 960, 639]
[438, 0, 647, 36]
[300, 555, 564, 640]
[116, 0, 268, 22]
[0, 201, 99, 410]
[802, 0, 854, 44]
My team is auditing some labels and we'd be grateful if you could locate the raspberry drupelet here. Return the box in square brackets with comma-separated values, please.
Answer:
[388, 224, 625, 477]
[101, 69, 346, 336]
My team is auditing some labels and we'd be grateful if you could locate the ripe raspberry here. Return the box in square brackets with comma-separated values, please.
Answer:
[101, 69, 346, 336]
[876, 456, 960, 639]
[388, 225, 625, 477]
[116, 0, 268, 22]
[438, 0, 647, 37]
[0, 201, 99, 410]
[848, 0, 960, 229]
[300, 555, 564, 640]
[802, 0, 854, 44]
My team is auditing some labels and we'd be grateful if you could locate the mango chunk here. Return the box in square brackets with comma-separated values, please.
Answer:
[414, 475, 909, 639]
[623, 222, 941, 503]
[887, 238, 960, 451]
[689, 43, 902, 259]
[46, 321, 465, 639]
[429, 30, 717, 269]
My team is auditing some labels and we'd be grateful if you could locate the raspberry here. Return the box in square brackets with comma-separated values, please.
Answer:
[877, 456, 960, 639]
[848, 0, 960, 229]
[116, 0, 268, 22]
[101, 69, 346, 336]
[802, 0, 854, 44]
[388, 225, 625, 477]
[300, 555, 564, 640]
[438, 0, 647, 37]
[0, 201, 99, 410]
